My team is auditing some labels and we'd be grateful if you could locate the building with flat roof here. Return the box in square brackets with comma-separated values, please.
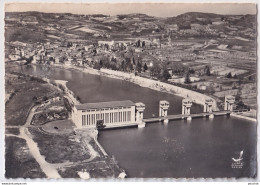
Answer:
[72, 100, 138, 128]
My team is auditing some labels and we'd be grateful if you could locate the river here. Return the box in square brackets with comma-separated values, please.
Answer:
[8, 64, 257, 178]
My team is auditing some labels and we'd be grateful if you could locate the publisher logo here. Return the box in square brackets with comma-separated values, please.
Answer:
[231, 150, 244, 169]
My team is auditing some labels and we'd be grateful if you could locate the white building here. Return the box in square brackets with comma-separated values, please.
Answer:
[72, 100, 137, 128]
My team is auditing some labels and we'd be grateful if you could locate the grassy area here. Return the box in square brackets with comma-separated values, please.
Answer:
[5, 128, 20, 135]
[58, 139, 125, 178]
[5, 71, 66, 178]
[58, 160, 114, 178]
[28, 124, 125, 178]
[5, 136, 46, 178]
[41, 119, 75, 135]
[31, 104, 68, 126]
[28, 127, 92, 164]
[5, 72, 59, 126]
[5, 26, 47, 43]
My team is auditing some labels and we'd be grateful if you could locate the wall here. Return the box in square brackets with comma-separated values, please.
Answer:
[100, 69, 218, 111]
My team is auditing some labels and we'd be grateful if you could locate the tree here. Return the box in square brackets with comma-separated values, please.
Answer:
[142, 41, 145, 48]
[125, 61, 133, 72]
[128, 47, 135, 56]
[143, 63, 148, 72]
[121, 60, 126, 71]
[150, 62, 161, 77]
[136, 40, 141, 47]
[189, 68, 195, 74]
[237, 100, 246, 109]
[67, 42, 72, 47]
[99, 60, 103, 67]
[132, 57, 136, 65]
[26, 56, 34, 64]
[111, 57, 116, 63]
[226, 72, 232, 78]
[93, 62, 101, 70]
[235, 89, 246, 109]
[184, 71, 191, 84]
[42, 96, 48, 101]
[193, 50, 199, 55]
[171, 62, 186, 75]
[76, 95, 81, 102]
[93, 48, 97, 55]
[204, 65, 211, 76]
[32, 96, 37, 101]
[235, 85, 242, 102]
[162, 68, 171, 81]
[136, 61, 142, 73]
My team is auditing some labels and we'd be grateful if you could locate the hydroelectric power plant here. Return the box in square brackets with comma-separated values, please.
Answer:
[71, 96, 235, 129]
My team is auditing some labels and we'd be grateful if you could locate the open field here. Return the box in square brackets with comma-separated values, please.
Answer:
[57, 137, 125, 178]
[31, 99, 68, 126]
[28, 126, 92, 164]
[5, 72, 58, 126]
[5, 136, 46, 178]
[5, 128, 20, 135]
[28, 122, 125, 178]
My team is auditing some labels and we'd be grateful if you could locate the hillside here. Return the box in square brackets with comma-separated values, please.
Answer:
[5, 11, 257, 43]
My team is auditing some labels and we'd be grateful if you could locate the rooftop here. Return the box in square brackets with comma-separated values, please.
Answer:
[75, 100, 135, 110]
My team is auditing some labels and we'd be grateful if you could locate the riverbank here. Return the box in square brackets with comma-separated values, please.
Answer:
[230, 113, 257, 122]
[5, 69, 126, 178]
[52, 64, 218, 110]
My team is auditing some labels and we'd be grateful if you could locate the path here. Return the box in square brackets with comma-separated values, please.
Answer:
[16, 104, 98, 177]
[52, 136, 98, 169]
[19, 105, 61, 179]
[244, 73, 256, 79]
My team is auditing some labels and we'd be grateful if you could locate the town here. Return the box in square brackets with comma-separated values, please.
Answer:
[5, 12, 257, 113]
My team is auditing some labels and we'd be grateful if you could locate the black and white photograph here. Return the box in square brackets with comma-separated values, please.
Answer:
[2, 1, 258, 181]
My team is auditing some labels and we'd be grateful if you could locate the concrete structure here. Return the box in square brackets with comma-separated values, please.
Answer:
[182, 99, 192, 115]
[72, 100, 136, 128]
[135, 102, 146, 128]
[143, 111, 231, 123]
[72, 100, 147, 129]
[203, 98, 214, 113]
[224, 95, 235, 111]
[159, 100, 170, 123]
[204, 98, 214, 119]
[182, 99, 192, 120]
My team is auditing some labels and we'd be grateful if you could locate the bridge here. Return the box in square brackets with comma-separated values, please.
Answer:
[136, 96, 235, 128]
[143, 110, 231, 123]
[103, 110, 232, 129]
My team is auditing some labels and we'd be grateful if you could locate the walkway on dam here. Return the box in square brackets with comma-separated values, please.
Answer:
[143, 110, 231, 123]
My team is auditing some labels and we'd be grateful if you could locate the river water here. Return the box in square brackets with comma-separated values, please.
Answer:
[9, 64, 257, 178]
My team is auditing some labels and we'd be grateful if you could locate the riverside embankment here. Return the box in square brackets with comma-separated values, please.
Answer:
[53, 64, 218, 110]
